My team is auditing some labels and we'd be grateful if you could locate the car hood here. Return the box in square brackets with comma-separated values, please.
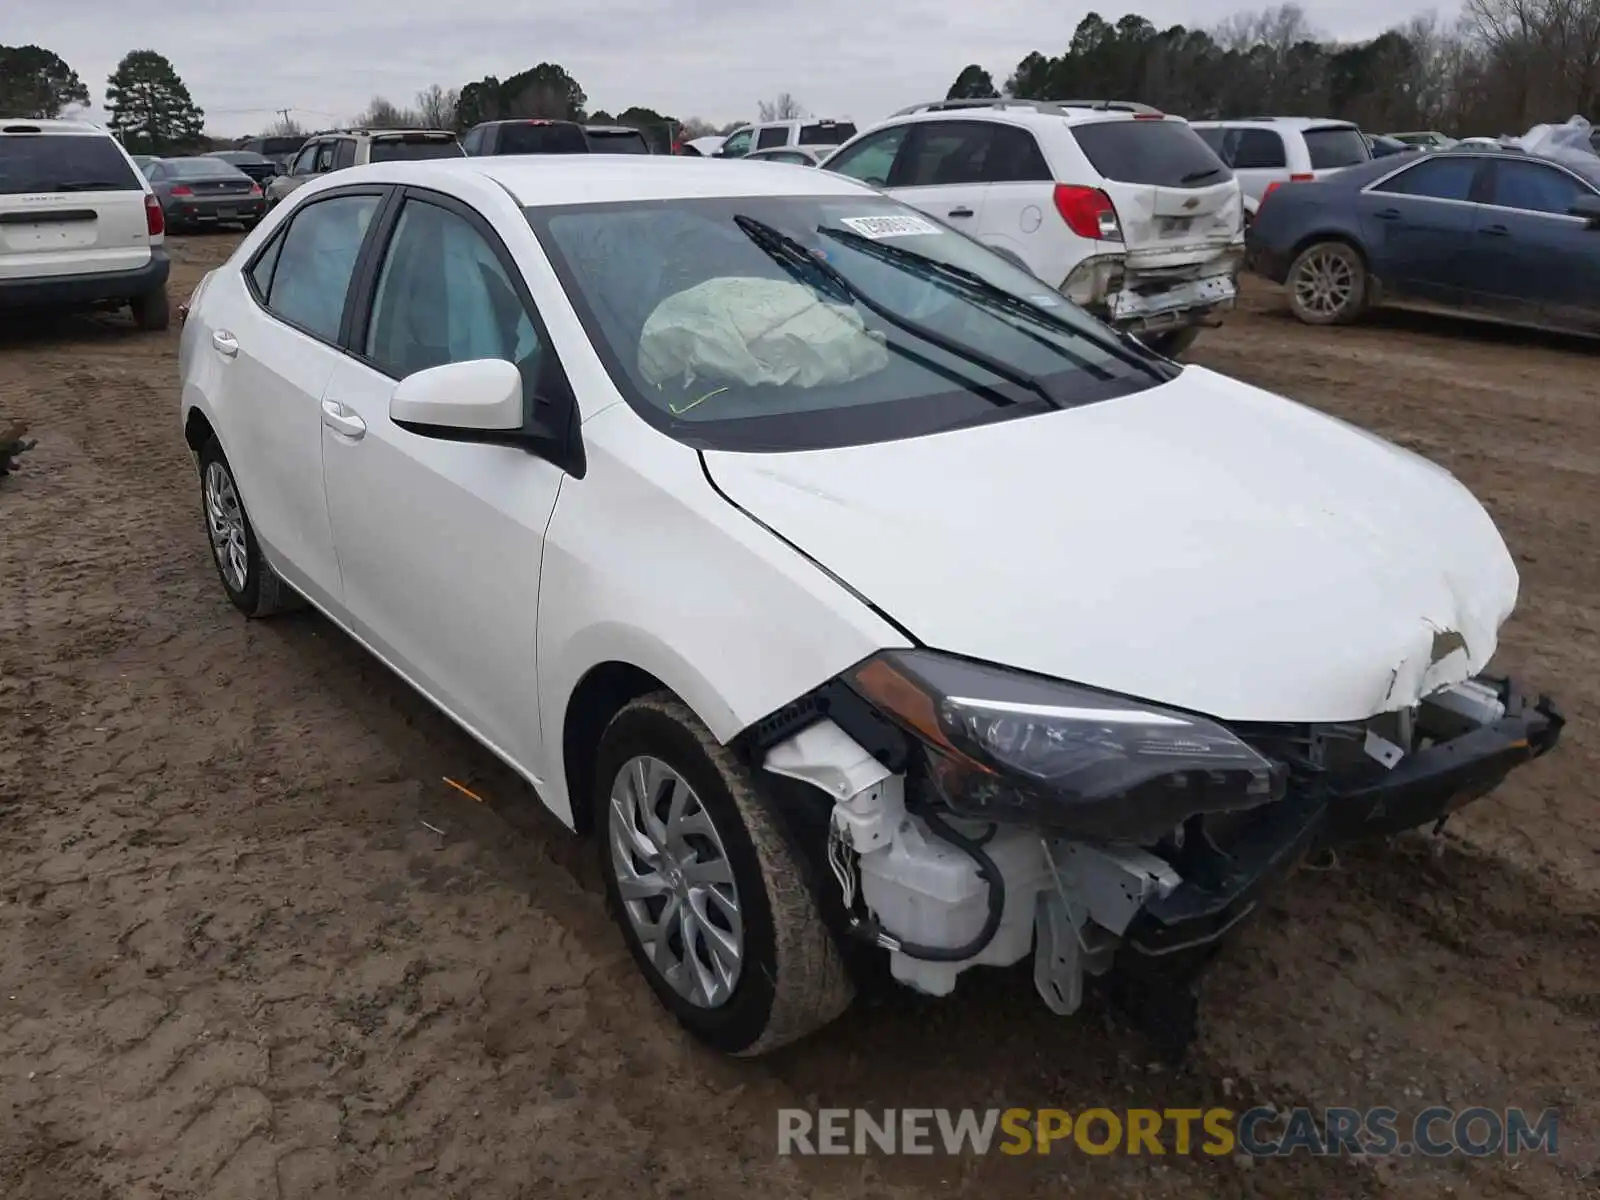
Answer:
[702, 365, 1519, 724]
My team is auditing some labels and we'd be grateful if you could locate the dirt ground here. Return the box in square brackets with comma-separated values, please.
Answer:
[1, 235, 1597, 1200]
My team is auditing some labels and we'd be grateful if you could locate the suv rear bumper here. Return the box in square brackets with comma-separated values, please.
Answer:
[0, 248, 169, 309]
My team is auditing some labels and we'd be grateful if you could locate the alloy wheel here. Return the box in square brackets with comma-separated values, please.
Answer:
[1293, 248, 1356, 318]
[608, 754, 744, 1008]
[204, 461, 249, 593]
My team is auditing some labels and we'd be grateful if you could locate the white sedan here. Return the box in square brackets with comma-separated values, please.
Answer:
[178, 155, 1562, 1058]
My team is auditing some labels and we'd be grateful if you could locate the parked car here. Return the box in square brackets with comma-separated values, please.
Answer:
[204, 149, 281, 186]
[146, 156, 265, 231]
[176, 154, 1561, 1057]
[715, 118, 858, 159]
[1365, 134, 1413, 158]
[461, 118, 655, 157]
[1191, 117, 1372, 218]
[743, 145, 830, 166]
[1388, 130, 1457, 150]
[237, 134, 310, 170]
[1247, 147, 1600, 332]
[264, 128, 463, 208]
[0, 117, 170, 329]
[821, 97, 1244, 356]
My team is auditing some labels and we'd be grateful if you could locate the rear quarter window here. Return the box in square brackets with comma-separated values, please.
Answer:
[1303, 126, 1370, 170]
[1070, 119, 1231, 188]
[0, 133, 142, 194]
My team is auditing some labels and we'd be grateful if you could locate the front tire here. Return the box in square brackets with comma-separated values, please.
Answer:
[595, 693, 853, 1056]
[1286, 240, 1368, 325]
[197, 437, 303, 618]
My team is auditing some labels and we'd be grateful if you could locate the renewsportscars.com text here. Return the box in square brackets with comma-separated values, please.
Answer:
[776, 1106, 1560, 1158]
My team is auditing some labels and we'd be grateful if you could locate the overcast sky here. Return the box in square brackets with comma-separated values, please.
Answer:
[15, 0, 1453, 138]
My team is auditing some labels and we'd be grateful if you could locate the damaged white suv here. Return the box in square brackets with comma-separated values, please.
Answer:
[178, 155, 1562, 1057]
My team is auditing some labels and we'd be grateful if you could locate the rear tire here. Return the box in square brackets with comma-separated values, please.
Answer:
[595, 692, 853, 1056]
[1286, 240, 1368, 326]
[131, 287, 170, 332]
[1141, 327, 1200, 359]
[197, 437, 304, 618]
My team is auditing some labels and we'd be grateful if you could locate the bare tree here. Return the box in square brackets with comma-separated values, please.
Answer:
[266, 113, 303, 137]
[757, 92, 806, 121]
[415, 84, 459, 130]
[353, 95, 420, 128]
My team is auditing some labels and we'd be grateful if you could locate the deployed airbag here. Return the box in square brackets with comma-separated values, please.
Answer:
[637, 276, 889, 391]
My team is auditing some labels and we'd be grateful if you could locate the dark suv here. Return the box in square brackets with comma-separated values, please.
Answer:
[461, 119, 652, 156]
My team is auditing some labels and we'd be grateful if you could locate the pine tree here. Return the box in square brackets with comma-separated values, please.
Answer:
[105, 50, 205, 154]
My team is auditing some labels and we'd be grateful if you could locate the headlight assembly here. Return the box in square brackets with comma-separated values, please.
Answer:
[848, 650, 1284, 843]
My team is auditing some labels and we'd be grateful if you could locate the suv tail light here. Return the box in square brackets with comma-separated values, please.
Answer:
[1259, 172, 1315, 206]
[1054, 184, 1123, 241]
[144, 193, 164, 237]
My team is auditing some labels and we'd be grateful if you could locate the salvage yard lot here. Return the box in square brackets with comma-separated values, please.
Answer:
[1, 233, 1597, 1200]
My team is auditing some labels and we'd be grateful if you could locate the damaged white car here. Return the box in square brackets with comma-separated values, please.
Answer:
[177, 156, 1563, 1058]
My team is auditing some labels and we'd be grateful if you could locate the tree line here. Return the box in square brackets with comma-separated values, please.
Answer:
[947, 0, 1600, 136]
[1, 44, 203, 152]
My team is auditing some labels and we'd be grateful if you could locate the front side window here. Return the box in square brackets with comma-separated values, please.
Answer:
[290, 143, 319, 176]
[312, 141, 337, 173]
[527, 194, 1170, 453]
[824, 126, 909, 187]
[1488, 160, 1590, 215]
[719, 128, 753, 157]
[365, 197, 540, 382]
[260, 194, 380, 340]
[1372, 156, 1480, 201]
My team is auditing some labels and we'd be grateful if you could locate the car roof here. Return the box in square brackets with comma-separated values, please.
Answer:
[883, 99, 1168, 127]
[1192, 117, 1358, 130]
[0, 117, 109, 135]
[335, 155, 875, 206]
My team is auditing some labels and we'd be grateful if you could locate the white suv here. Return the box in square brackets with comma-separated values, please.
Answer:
[820, 99, 1244, 355]
[715, 118, 858, 159]
[0, 118, 170, 330]
[1190, 118, 1371, 217]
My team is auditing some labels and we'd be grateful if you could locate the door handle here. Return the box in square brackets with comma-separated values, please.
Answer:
[1479, 223, 1510, 237]
[320, 398, 366, 440]
[211, 329, 239, 357]
[1373, 208, 1402, 220]
[947, 207, 975, 218]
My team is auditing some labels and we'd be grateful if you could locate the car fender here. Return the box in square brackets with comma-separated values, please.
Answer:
[535, 404, 911, 827]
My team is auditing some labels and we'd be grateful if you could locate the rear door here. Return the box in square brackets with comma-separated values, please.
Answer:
[884, 119, 994, 231]
[1357, 154, 1485, 306]
[0, 127, 150, 280]
[1469, 157, 1600, 330]
[972, 122, 1058, 278]
[1068, 116, 1240, 267]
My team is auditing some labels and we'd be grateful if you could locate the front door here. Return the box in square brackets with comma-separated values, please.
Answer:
[1469, 157, 1600, 330]
[319, 189, 566, 772]
[1357, 154, 1486, 306]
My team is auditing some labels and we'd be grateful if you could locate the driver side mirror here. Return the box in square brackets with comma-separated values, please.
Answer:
[391, 358, 522, 435]
[1569, 195, 1600, 227]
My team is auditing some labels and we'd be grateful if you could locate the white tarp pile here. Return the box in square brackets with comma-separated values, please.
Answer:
[1510, 115, 1599, 167]
[638, 277, 889, 391]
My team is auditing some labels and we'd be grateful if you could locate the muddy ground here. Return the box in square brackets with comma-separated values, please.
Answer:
[1, 235, 1596, 1200]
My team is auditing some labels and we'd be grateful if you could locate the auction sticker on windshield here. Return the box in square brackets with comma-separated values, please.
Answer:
[838, 214, 943, 239]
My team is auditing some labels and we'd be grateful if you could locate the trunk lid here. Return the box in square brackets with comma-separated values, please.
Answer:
[0, 126, 151, 280]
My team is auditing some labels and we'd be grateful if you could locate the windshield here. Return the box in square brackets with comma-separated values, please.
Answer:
[1303, 126, 1370, 169]
[368, 135, 464, 162]
[526, 195, 1169, 452]
[498, 122, 589, 154]
[586, 129, 650, 154]
[0, 133, 142, 194]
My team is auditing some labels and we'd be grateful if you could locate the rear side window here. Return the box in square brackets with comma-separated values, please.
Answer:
[333, 140, 356, 170]
[899, 121, 994, 186]
[982, 126, 1052, 183]
[1303, 126, 1370, 169]
[257, 194, 380, 341]
[1372, 156, 1479, 201]
[1071, 119, 1230, 188]
[586, 129, 650, 154]
[368, 134, 464, 163]
[1230, 129, 1287, 170]
[0, 133, 142, 194]
[496, 122, 589, 155]
[800, 122, 856, 145]
[756, 126, 789, 150]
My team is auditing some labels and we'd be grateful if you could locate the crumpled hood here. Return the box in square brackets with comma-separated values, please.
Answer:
[703, 366, 1520, 724]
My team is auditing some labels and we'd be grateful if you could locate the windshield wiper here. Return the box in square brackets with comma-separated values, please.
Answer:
[733, 214, 1063, 409]
[817, 225, 1167, 380]
[1181, 167, 1224, 183]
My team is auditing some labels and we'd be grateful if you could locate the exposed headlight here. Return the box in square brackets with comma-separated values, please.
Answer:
[848, 650, 1283, 842]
